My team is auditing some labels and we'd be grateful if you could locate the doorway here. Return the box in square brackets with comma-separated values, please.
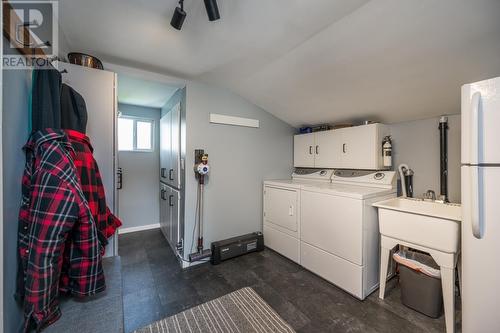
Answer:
[117, 107, 160, 232]
[115, 74, 180, 236]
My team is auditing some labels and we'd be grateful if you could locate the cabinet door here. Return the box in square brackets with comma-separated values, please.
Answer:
[314, 130, 342, 168]
[160, 112, 172, 182]
[165, 186, 172, 243]
[263, 186, 299, 232]
[159, 184, 169, 239]
[341, 124, 378, 170]
[170, 188, 180, 247]
[294, 133, 315, 167]
[170, 103, 181, 188]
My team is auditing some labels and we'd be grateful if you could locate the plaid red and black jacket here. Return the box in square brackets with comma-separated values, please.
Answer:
[59, 129, 122, 292]
[17, 130, 105, 332]
[65, 129, 121, 240]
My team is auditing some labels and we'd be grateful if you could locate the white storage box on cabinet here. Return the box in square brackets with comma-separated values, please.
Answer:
[293, 124, 389, 170]
[263, 184, 300, 263]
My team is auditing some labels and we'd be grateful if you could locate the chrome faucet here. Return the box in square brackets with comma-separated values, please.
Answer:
[424, 190, 436, 201]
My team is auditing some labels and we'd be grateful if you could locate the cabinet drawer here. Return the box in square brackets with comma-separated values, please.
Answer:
[264, 225, 300, 263]
[301, 242, 363, 299]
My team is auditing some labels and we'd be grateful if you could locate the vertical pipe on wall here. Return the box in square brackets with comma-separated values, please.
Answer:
[0, 5, 4, 330]
[439, 116, 449, 202]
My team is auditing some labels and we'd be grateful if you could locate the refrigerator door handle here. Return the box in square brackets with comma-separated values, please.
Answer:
[471, 167, 483, 239]
[471, 92, 481, 164]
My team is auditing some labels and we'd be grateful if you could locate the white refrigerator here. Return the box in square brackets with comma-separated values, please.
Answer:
[461, 76, 500, 332]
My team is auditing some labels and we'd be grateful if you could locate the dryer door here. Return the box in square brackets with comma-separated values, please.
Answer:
[263, 186, 299, 232]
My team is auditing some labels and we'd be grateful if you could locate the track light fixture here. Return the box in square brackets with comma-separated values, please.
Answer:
[203, 0, 220, 21]
[170, 0, 220, 31]
[170, 0, 186, 30]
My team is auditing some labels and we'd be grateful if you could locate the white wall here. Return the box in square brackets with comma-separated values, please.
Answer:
[118, 103, 161, 230]
[183, 81, 294, 258]
[390, 114, 461, 203]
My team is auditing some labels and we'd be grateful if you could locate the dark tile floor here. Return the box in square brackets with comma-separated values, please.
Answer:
[120, 229, 457, 333]
[47, 257, 124, 333]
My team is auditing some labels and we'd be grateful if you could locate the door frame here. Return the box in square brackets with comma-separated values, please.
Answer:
[104, 62, 187, 253]
[0, 4, 4, 329]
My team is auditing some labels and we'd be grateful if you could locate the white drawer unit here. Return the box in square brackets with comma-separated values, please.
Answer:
[264, 169, 396, 300]
[263, 225, 300, 263]
[293, 123, 389, 170]
[300, 241, 363, 297]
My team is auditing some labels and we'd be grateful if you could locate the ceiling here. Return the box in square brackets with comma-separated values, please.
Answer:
[59, 0, 500, 126]
[117, 74, 178, 108]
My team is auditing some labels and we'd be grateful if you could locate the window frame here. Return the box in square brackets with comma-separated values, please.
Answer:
[118, 115, 155, 152]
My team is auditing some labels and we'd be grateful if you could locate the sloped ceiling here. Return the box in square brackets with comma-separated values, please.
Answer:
[59, 0, 500, 126]
[117, 74, 178, 108]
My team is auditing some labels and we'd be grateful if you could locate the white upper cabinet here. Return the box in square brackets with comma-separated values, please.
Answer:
[340, 124, 385, 169]
[314, 130, 342, 168]
[293, 133, 315, 167]
[293, 124, 389, 170]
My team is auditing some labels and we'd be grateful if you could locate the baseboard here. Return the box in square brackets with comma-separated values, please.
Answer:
[118, 223, 161, 235]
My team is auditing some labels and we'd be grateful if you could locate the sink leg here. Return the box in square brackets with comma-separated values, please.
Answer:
[441, 266, 456, 333]
[379, 246, 391, 299]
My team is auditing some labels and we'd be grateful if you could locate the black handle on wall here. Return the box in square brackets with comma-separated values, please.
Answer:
[169, 169, 174, 181]
[169, 194, 174, 207]
[117, 168, 123, 190]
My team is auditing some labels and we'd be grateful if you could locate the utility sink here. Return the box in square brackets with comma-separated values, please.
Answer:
[374, 197, 462, 333]
[373, 197, 462, 253]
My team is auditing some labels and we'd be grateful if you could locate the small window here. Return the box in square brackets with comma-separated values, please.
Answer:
[118, 116, 154, 152]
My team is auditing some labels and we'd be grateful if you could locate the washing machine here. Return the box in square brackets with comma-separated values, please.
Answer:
[299, 169, 396, 299]
[263, 169, 334, 263]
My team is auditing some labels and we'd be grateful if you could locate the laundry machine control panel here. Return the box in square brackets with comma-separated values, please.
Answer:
[331, 170, 396, 189]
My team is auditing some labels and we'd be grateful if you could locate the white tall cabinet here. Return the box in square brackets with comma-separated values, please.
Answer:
[294, 123, 389, 170]
[57, 62, 118, 256]
[160, 102, 184, 255]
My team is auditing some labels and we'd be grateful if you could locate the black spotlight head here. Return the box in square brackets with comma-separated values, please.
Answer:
[203, 0, 220, 21]
[170, 6, 186, 30]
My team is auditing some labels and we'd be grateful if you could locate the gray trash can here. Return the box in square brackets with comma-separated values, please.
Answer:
[393, 250, 443, 318]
